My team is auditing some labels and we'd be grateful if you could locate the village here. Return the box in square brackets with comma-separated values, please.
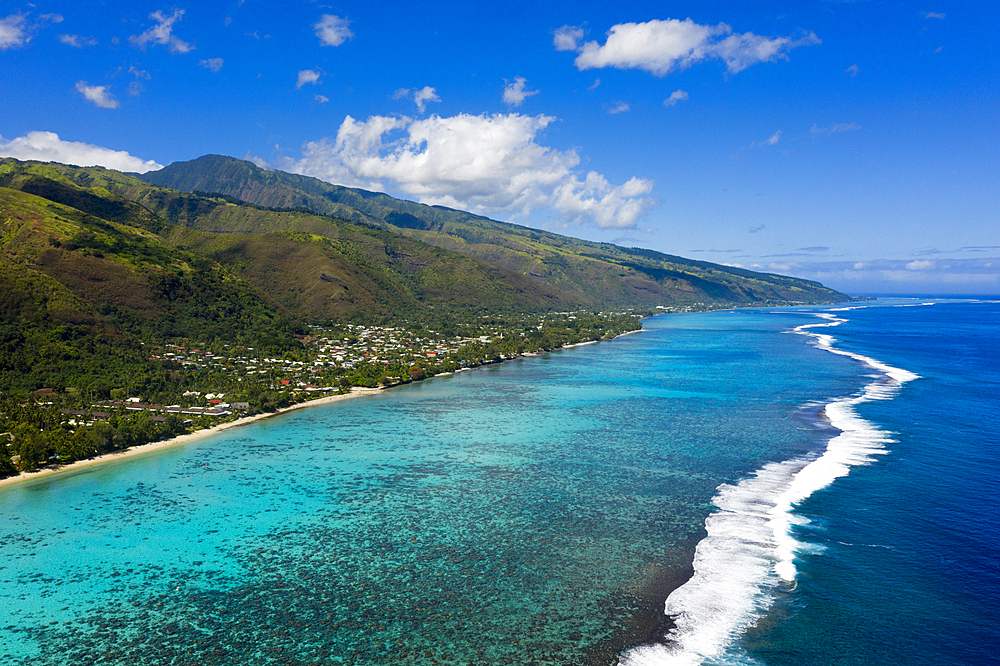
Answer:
[1, 310, 657, 473]
[45, 311, 648, 427]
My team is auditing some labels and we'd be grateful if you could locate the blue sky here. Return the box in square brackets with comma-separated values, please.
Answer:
[2, 0, 997, 295]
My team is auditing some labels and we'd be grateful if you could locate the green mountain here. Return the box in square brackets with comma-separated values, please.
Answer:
[0, 154, 851, 404]
[0, 157, 589, 398]
[139, 154, 849, 308]
[0, 181, 299, 396]
[0, 160, 563, 325]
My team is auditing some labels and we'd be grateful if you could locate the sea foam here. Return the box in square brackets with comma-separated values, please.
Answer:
[620, 311, 918, 666]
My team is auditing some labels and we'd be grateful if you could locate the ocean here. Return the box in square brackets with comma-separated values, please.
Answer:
[1, 298, 997, 665]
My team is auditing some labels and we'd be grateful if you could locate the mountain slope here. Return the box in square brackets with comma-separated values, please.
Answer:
[0, 159, 564, 323]
[0, 184, 304, 394]
[139, 155, 849, 307]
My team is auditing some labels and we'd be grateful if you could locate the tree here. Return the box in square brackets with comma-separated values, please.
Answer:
[161, 414, 186, 438]
[0, 444, 17, 478]
[13, 424, 49, 471]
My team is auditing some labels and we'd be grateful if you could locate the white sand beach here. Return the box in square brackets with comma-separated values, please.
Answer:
[0, 388, 383, 489]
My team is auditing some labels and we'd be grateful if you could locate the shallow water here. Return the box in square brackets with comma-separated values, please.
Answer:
[3, 301, 994, 665]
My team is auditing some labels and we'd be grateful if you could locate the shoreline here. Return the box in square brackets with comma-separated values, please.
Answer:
[0, 331, 644, 490]
[0, 387, 382, 489]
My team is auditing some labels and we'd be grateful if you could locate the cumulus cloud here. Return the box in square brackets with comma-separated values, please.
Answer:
[296, 69, 321, 88]
[0, 131, 163, 172]
[199, 57, 224, 72]
[663, 89, 689, 107]
[392, 86, 441, 112]
[906, 260, 935, 271]
[59, 33, 97, 47]
[565, 18, 819, 75]
[844, 64, 859, 77]
[924, 12, 945, 20]
[75, 81, 120, 109]
[314, 14, 353, 46]
[410, 86, 439, 113]
[130, 9, 194, 53]
[607, 101, 630, 114]
[1, 11, 62, 49]
[281, 112, 656, 228]
[0, 14, 30, 49]
[315, 94, 329, 104]
[552, 25, 584, 51]
[244, 154, 270, 169]
[0, 13, 27, 49]
[502, 77, 539, 106]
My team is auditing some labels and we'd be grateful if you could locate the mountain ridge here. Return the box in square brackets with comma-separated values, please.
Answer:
[138, 154, 848, 308]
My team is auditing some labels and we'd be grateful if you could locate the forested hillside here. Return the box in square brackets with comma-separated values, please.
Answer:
[140, 155, 848, 308]
[0, 155, 854, 475]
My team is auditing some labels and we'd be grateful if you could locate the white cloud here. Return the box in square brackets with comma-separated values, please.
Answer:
[315, 94, 329, 104]
[130, 9, 194, 53]
[314, 14, 353, 47]
[413, 86, 441, 113]
[75, 81, 120, 109]
[774, 258, 1000, 295]
[811, 122, 860, 135]
[752, 130, 781, 147]
[127, 65, 150, 97]
[663, 89, 689, 107]
[567, 18, 819, 76]
[502, 77, 540, 107]
[924, 12, 945, 20]
[552, 25, 583, 51]
[1, 11, 62, 48]
[244, 154, 270, 169]
[59, 33, 97, 47]
[607, 101, 630, 114]
[0, 131, 162, 172]
[296, 69, 321, 88]
[199, 57, 224, 72]
[844, 64, 859, 77]
[281, 112, 656, 228]
[0, 13, 27, 48]
[2, 12, 34, 50]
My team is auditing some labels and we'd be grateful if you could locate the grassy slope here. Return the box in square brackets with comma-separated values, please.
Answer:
[139, 155, 849, 307]
[0, 160, 564, 324]
[0, 185, 303, 394]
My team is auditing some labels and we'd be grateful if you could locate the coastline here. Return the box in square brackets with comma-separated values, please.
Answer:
[0, 331, 643, 490]
[0, 387, 382, 489]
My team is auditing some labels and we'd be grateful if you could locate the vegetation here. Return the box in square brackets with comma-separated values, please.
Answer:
[0, 155, 850, 479]
[139, 154, 849, 308]
[0, 311, 641, 475]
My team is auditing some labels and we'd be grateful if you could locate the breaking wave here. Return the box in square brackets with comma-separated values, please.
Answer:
[620, 311, 918, 666]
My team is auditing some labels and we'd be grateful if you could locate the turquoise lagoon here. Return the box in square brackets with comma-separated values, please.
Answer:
[2, 301, 996, 665]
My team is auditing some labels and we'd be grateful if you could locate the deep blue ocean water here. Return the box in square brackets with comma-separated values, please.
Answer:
[1, 299, 997, 665]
